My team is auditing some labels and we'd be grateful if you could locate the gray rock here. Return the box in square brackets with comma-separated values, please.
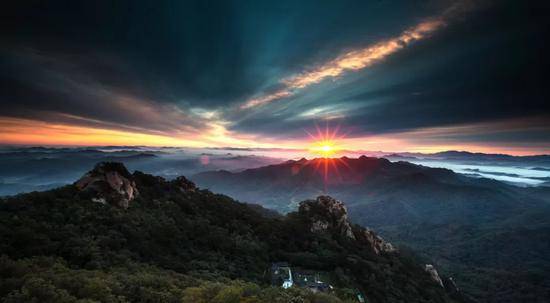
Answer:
[425, 264, 444, 287]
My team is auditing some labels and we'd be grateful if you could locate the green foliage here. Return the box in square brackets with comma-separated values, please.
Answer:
[0, 172, 457, 303]
[0, 256, 353, 303]
[181, 280, 357, 303]
[0, 255, 193, 303]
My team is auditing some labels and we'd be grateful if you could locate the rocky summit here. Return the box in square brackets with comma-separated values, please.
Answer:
[74, 162, 139, 208]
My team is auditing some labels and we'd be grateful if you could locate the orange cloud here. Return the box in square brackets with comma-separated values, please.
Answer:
[0, 116, 299, 149]
[239, 1, 482, 110]
[283, 19, 444, 90]
[240, 18, 445, 109]
[0, 117, 205, 147]
[240, 90, 293, 109]
[2, 116, 547, 156]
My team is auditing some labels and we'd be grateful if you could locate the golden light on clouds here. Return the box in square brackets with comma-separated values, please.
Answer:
[284, 19, 444, 89]
[0, 117, 297, 149]
[241, 90, 293, 109]
[241, 17, 446, 109]
[2, 115, 547, 156]
[0, 117, 203, 147]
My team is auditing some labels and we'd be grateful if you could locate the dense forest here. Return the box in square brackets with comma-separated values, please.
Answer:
[193, 157, 550, 302]
[0, 163, 461, 303]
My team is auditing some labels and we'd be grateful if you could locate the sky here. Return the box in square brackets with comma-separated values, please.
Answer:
[1, 0, 549, 155]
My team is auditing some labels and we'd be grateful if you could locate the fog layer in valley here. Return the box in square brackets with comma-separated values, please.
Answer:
[1, 146, 549, 197]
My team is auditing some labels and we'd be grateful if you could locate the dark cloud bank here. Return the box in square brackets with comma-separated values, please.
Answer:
[1, 0, 549, 149]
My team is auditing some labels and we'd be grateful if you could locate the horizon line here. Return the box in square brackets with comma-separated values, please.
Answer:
[1, 143, 549, 157]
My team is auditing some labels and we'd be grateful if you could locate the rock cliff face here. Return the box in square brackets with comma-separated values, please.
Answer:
[299, 196, 355, 239]
[355, 227, 396, 255]
[75, 162, 138, 208]
[425, 264, 444, 287]
[298, 195, 395, 254]
[75, 162, 200, 209]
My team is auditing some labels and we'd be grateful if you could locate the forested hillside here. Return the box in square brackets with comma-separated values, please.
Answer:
[193, 156, 550, 302]
[0, 162, 461, 303]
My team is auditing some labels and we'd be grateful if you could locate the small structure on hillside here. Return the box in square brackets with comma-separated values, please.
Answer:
[270, 263, 369, 302]
[293, 270, 332, 293]
[271, 263, 335, 292]
[271, 262, 293, 289]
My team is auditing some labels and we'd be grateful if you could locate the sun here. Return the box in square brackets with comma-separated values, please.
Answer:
[304, 122, 350, 193]
[311, 141, 337, 157]
[306, 123, 345, 158]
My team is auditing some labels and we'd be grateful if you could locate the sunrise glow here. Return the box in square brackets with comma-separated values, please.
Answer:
[309, 141, 337, 157]
[305, 123, 346, 158]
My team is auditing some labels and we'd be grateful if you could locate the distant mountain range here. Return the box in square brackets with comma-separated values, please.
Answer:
[0, 147, 283, 196]
[1, 146, 549, 195]
[193, 156, 550, 303]
[384, 150, 550, 165]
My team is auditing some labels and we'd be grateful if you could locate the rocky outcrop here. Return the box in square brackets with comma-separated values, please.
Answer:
[354, 227, 396, 255]
[298, 196, 395, 254]
[299, 196, 355, 239]
[75, 162, 138, 209]
[425, 264, 444, 287]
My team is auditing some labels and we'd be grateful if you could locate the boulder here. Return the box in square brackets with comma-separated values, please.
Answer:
[75, 162, 138, 208]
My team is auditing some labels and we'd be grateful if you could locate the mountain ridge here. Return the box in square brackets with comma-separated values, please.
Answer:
[0, 162, 464, 303]
[192, 156, 550, 302]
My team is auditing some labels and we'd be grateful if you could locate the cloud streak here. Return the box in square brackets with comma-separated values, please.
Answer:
[283, 19, 444, 89]
[240, 1, 477, 109]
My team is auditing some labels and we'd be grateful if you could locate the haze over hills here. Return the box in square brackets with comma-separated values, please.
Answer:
[2, 146, 549, 197]
[193, 156, 550, 302]
[0, 162, 463, 303]
[382, 151, 550, 186]
[0, 146, 284, 196]
[386, 150, 550, 163]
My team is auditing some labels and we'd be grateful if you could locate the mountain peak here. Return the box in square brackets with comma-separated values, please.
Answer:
[75, 162, 138, 208]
